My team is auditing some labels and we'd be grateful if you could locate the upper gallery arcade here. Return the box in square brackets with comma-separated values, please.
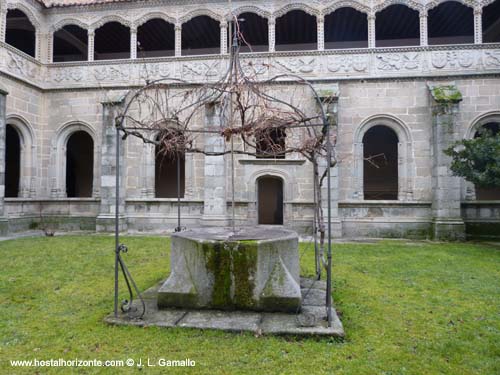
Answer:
[1, 0, 500, 62]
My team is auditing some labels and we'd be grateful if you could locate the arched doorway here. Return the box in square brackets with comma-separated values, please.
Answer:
[5, 125, 21, 198]
[66, 131, 94, 197]
[474, 122, 500, 200]
[363, 125, 399, 200]
[258, 176, 284, 225]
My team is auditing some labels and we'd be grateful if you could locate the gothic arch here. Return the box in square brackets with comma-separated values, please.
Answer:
[5, 114, 36, 198]
[353, 115, 415, 200]
[322, 1, 370, 15]
[354, 114, 412, 143]
[373, 0, 424, 13]
[50, 18, 89, 33]
[52, 121, 98, 198]
[230, 6, 271, 19]
[90, 15, 131, 30]
[179, 9, 223, 24]
[483, 0, 497, 6]
[273, 3, 320, 19]
[466, 110, 500, 138]
[6, 3, 41, 29]
[425, 0, 475, 11]
[133, 12, 176, 28]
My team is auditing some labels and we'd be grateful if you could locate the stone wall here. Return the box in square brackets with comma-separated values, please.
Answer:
[0, 0, 499, 239]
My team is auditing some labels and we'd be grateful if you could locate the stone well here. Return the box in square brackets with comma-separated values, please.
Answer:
[157, 227, 301, 312]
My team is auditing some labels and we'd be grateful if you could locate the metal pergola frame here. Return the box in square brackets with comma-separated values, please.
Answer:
[112, 17, 335, 327]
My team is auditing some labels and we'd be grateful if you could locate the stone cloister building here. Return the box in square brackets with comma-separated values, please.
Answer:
[0, 0, 499, 240]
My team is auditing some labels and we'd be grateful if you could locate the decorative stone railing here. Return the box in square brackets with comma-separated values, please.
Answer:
[1, 42, 500, 90]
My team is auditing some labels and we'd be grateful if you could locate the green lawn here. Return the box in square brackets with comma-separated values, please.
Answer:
[0, 236, 499, 374]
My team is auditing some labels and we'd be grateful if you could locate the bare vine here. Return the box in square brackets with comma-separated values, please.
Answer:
[115, 16, 337, 259]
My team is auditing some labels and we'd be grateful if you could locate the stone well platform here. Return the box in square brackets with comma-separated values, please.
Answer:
[158, 227, 302, 312]
[105, 277, 344, 337]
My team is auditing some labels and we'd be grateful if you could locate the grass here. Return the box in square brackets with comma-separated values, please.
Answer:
[0, 235, 499, 374]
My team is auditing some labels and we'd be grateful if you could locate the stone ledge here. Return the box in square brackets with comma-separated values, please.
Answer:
[238, 159, 307, 165]
[104, 277, 344, 337]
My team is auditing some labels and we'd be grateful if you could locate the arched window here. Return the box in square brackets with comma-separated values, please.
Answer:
[6, 9, 36, 57]
[137, 18, 175, 58]
[376, 5, 420, 47]
[325, 7, 368, 49]
[363, 125, 399, 200]
[235, 12, 269, 52]
[275, 10, 317, 51]
[483, 0, 500, 43]
[428, 1, 474, 45]
[473, 122, 500, 200]
[182, 15, 220, 55]
[258, 176, 284, 224]
[66, 131, 94, 197]
[256, 127, 286, 159]
[94, 21, 130, 60]
[5, 125, 21, 198]
[155, 133, 185, 198]
[53, 24, 88, 62]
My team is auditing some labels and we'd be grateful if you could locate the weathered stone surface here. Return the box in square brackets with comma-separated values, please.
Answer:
[428, 83, 466, 241]
[157, 226, 301, 312]
[301, 288, 326, 307]
[106, 277, 344, 337]
[260, 257, 301, 312]
[177, 311, 261, 332]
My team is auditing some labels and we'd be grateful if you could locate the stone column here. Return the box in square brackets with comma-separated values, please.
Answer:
[35, 31, 42, 60]
[96, 95, 127, 232]
[0, 8, 6, 43]
[317, 85, 342, 238]
[130, 27, 137, 59]
[268, 17, 275, 52]
[47, 32, 54, 63]
[474, 7, 482, 44]
[201, 102, 227, 226]
[419, 11, 428, 46]
[88, 29, 95, 62]
[428, 83, 465, 240]
[220, 21, 227, 54]
[36, 32, 52, 63]
[368, 14, 376, 48]
[317, 15, 325, 51]
[0, 84, 9, 234]
[175, 24, 182, 57]
[140, 142, 155, 198]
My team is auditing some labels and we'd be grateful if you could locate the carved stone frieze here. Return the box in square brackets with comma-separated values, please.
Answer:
[52, 67, 84, 82]
[431, 51, 475, 69]
[483, 50, 500, 68]
[93, 64, 131, 81]
[182, 61, 221, 80]
[6, 50, 38, 79]
[273, 57, 317, 74]
[376, 53, 420, 71]
[326, 55, 368, 73]
[139, 63, 172, 80]
[1, 42, 499, 89]
[239, 59, 270, 77]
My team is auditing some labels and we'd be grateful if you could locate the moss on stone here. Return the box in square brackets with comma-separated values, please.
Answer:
[232, 241, 257, 309]
[204, 242, 233, 308]
[203, 240, 258, 310]
[431, 85, 462, 103]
